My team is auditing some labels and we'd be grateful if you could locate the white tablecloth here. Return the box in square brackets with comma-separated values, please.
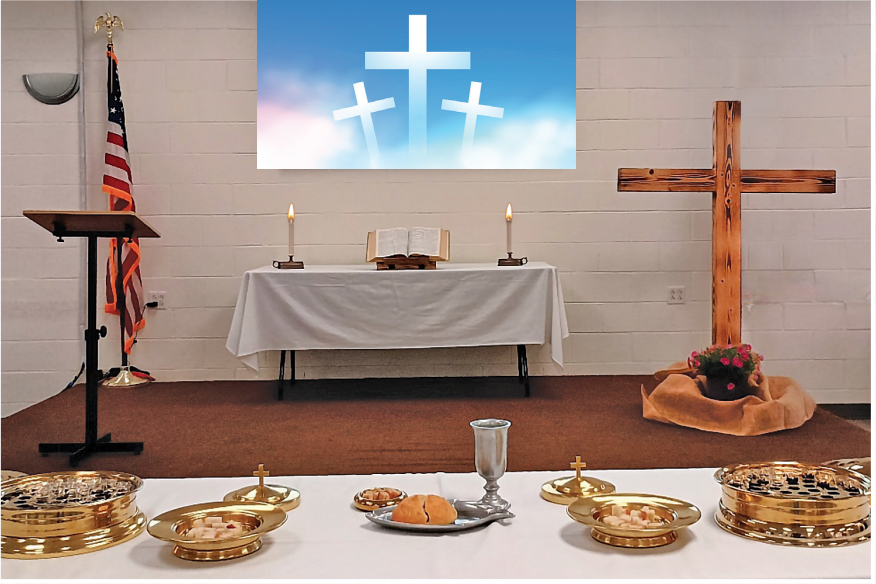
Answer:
[2, 468, 870, 579]
[226, 262, 569, 370]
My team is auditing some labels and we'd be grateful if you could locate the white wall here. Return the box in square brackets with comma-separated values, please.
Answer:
[1, 1, 84, 417]
[1, 1, 871, 415]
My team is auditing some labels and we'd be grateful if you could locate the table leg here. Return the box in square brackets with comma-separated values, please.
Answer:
[278, 350, 296, 401]
[517, 345, 530, 398]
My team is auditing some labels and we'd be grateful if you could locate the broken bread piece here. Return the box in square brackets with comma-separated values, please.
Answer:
[391, 494, 458, 525]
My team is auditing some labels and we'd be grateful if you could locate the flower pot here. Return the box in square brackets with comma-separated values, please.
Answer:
[702, 375, 750, 401]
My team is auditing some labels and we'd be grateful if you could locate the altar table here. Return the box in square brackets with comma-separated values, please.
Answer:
[2, 468, 869, 579]
[226, 262, 569, 370]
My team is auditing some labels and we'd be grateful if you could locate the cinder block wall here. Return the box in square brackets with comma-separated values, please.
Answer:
[2, 1, 871, 415]
[1, 1, 84, 416]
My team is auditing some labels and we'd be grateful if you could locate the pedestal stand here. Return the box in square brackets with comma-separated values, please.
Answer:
[24, 211, 160, 467]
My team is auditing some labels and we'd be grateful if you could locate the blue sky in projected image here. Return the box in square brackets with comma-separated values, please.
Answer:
[257, 0, 575, 169]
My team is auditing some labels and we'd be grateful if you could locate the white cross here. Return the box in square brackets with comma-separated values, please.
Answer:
[333, 82, 395, 169]
[441, 82, 503, 164]
[366, 15, 470, 160]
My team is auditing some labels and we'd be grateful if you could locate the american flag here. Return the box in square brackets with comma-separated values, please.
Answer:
[103, 43, 145, 353]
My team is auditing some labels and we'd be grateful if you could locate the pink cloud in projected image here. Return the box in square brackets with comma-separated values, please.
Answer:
[257, 102, 356, 169]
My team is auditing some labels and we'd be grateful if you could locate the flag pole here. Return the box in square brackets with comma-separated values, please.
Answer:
[104, 237, 148, 387]
[95, 13, 150, 388]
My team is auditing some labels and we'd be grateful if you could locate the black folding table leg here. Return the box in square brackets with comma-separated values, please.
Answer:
[278, 350, 286, 401]
[278, 350, 297, 400]
[517, 344, 530, 398]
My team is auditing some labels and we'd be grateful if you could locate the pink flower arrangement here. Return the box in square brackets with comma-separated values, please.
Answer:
[687, 343, 764, 391]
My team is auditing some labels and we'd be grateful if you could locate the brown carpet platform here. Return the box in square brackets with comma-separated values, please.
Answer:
[1, 376, 869, 478]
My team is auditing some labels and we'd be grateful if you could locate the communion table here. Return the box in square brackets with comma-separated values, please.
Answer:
[226, 262, 568, 396]
[1, 468, 869, 579]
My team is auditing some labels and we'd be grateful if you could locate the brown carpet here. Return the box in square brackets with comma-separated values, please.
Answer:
[1, 376, 869, 478]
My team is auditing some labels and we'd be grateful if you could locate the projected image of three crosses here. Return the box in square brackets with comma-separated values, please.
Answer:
[332, 15, 504, 168]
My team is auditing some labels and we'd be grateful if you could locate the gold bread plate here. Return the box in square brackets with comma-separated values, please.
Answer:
[567, 493, 700, 548]
[714, 461, 871, 547]
[1, 470, 146, 559]
[353, 488, 407, 511]
[147, 501, 286, 561]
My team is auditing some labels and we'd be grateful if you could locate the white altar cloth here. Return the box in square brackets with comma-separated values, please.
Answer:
[226, 262, 568, 370]
[2, 468, 870, 580]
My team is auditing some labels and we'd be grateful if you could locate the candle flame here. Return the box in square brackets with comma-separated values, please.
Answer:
[505, 204, 512, 222]
[288, 203, 295, 223]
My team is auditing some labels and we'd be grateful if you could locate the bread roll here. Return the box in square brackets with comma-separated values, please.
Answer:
[391, 494, 457, 525]
[423, 495, 458, 525]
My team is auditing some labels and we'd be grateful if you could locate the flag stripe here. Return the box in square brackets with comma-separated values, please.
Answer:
[103, 43, 145, 355]
[105, 153, 132, 178]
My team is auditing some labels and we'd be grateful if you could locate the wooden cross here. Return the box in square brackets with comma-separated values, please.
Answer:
[253, 464, 270, 492]
[570, 456, 587, 481]
[617, 101, 835, 346]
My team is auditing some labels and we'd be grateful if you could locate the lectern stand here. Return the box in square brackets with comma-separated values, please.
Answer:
[24, 211, 161, 467]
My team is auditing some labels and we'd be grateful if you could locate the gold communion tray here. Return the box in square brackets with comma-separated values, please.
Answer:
[541, 476, 616, 505]
[1, 470, 146, 559]
[147, 501, 286, 561]
[824, 457, 871, 478]
[714, 461, 871, 547]
[567, 493, 701, 548]
[1, 471, 26, 484]
[224, 484, 301, 512]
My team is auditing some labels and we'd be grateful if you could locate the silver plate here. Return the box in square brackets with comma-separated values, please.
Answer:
[365, 499, 515, 533]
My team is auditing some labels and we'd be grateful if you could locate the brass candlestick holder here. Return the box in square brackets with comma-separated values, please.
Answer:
[541, 456, 616, 505]
[498, 252, 527, 267]
[273, 255, 304, 269]
[224, 464, 301, 512]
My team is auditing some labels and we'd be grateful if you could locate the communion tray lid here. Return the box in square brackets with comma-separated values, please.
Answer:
[541, 475, 616, 505]
[224, 484, 301, 512]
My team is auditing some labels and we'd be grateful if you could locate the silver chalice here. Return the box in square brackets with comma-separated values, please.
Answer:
[470, 418, 512, 511]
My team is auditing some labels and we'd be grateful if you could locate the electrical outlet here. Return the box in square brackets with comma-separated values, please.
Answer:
[667, 286, 685, 304]
[148, 291, 167, 310]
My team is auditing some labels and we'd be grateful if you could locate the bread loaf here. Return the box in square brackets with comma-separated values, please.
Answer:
[391, 494, 457, 525]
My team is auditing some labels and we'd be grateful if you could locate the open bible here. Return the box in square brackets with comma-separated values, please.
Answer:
[366, 228, 450, 262]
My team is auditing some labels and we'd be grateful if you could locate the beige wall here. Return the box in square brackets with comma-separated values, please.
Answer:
[2, 1, 84, 416]
[2, 1, 871, 415]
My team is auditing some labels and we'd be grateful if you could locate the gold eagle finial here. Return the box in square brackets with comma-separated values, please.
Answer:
[94, 12, 124, 45]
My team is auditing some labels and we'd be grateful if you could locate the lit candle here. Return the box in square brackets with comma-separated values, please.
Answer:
[287, 204, 295, 257]
[505, 203, 513, 255]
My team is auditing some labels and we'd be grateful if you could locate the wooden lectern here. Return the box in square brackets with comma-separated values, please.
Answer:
[23, 211, 161, 467]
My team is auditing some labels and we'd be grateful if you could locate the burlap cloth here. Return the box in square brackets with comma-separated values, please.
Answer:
[642, 363, 816, 436]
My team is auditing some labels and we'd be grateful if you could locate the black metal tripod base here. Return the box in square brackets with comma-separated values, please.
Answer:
[39, 433, 143, 467]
